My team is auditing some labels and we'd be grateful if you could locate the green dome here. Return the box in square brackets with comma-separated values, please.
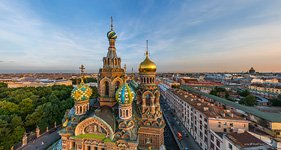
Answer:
[115, 83, 135, 104]
[107, 30, 117, 39]
[71, 80, 92, 101]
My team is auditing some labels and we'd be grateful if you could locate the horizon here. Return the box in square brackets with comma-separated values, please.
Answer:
[1, 1, 281, 73]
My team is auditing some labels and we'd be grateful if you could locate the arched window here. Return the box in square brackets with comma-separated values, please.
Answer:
[146, 94, 151, 106]
[126, 110, 128, 117]
[114, 81, 120, 93]
[114, 58, 117, 66]
[104, 81, 109, 96]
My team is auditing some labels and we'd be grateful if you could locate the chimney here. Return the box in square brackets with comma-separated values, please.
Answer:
[237, 129, 245, 133]
[203, 107, 209, 111]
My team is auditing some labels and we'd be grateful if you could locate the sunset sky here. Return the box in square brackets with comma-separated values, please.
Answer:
[0, 0, 281, 73]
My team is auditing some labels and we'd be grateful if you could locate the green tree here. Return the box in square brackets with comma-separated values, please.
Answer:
[0, 101, 19, 115]
[239, 90, 251, 97]
[0, 85, 73, 149]
[19, 98, 34, 116]
[0, 82, 7, 88]
[270, 94, 281, 106]
[25, 105, 44, 127]
[239, 94, 256, 106]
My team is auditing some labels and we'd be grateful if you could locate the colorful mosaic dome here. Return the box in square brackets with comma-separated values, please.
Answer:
[115, 83, 135, 104]
[71, 80, 92, 101]
[107, 30, 117, 39]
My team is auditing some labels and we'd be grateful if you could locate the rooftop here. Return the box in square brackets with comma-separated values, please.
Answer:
[171, 88, 245, 120]
[181, 85, 281, 122]
[226, 132, 268, 148]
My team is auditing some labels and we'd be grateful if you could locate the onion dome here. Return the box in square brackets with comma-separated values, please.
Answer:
[115, 83, 135, 104]
[139, 51, 157, 73]
[107, 17, 117, 39]
[107, 30, 117, 39]
[71, 79, 92, 101]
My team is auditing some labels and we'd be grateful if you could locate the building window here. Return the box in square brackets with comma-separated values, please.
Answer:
[216, 140, 220, 147]
[104, 81, 109, 96]
[211, 142, 214, 149]
[230, 123, 233, 127]
[211, 135, 214, 141]
[228, 143, 233, 150]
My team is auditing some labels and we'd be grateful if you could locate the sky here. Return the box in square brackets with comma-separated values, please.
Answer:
[0, 0, 281, 73]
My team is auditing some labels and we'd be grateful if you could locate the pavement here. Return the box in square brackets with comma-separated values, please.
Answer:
[161, 97, 201, 150]
[18, 129, 60, 150]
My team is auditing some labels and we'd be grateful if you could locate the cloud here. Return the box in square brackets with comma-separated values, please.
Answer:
[0, 0, 281, 72]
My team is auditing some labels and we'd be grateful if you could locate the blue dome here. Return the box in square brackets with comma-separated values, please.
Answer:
[107, 30, 117, 39]
[115, 83, 135, 104]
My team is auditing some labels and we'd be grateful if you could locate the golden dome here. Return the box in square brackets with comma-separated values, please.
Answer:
[139, 51, 156, 73]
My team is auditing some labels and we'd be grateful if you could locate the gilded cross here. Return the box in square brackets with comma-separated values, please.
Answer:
[79, 64, 85, 75]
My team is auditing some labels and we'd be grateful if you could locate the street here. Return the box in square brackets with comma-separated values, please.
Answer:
[161, 97, 201, 150]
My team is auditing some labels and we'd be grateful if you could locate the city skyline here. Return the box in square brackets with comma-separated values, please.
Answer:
[1, 0, 281, 73]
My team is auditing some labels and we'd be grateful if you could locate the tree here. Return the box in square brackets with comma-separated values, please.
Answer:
[0, 82, 7, 88]
[0, 101, 19, 115]
[210, 87, 229, 99]
[239, 90, 251, 97]
[270, 94, 281, 106]
[0, 85, 74, 149]
[239, 94, 256, 106]
[19, 98, 34, 116]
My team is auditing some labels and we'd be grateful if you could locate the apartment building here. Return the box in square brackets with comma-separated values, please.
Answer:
[160, 86, 249, 150]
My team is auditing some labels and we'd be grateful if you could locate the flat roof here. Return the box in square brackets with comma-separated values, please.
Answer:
[226, 132, 268, 148]
[181, 85, 281, 122]
[171, 89, 245, 120]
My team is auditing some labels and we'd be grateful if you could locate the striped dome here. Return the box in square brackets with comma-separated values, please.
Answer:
[107, 30, 117, 39]
[115, 83, 135, 104]
[71, 80, 92, 101]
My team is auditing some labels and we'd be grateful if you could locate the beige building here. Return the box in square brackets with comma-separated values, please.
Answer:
[249, 84, 281, 95]
[160, 87, 249, 150]
[7, 80, 72, 88]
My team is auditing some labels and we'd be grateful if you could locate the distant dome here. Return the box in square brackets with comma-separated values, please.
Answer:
[107, 30, 117, 39]
[249, 67, 255, 74]
[115, 82, 135, 104]
[71, 80, 92, 101]
[139, 51, 156, 73]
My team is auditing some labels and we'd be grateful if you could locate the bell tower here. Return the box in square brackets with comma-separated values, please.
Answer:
[137, 41, 165, 149]
[98, 17, 125, 107]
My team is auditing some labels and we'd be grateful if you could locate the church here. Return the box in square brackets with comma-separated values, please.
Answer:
[59, 18, 165, 150]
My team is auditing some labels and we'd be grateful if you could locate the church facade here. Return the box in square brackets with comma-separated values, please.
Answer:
[59, 19, 165, 150]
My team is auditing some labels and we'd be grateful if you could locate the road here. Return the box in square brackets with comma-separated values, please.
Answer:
[161, 97, 201, 150]
[18, 129, 60, 150]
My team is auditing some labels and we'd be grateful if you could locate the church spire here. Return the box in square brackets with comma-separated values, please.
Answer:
[146, 40, 149, 57]
[110, 16, 114, 31]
